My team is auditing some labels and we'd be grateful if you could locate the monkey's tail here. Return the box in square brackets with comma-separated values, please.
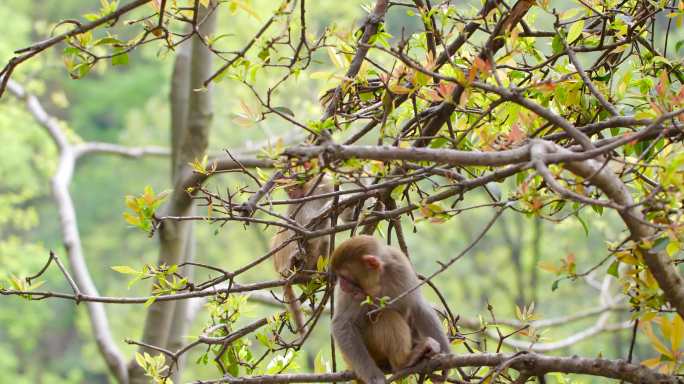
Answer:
[283, 283, 307, 339]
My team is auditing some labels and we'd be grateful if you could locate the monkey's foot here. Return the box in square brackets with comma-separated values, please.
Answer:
[406, 337, 440, 367]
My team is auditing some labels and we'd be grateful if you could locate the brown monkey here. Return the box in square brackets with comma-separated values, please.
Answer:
[271, 175, 334, 337]
[331, 235, 450, 384]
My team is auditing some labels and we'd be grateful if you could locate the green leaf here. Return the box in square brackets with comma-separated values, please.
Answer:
[390, 184, 407, 201]
[27, 280, 45, 290]
[273, 106, 295, 118]
[574, 213, 589, 236]
[94, 36, 123, 46]
[666, 241, 680, 257]
[83, 13, 101, 21]
[592, 71, 611, 82]
[258, 47, 271, 62]
[676, 40, 684, 53]
[429, 137, 449, 148]
[314, 350, 330, 374]
[112, 48, 129, 66]
[591, 204, 604, 215]
[9, 275, 25, 290]
[196, 352, 209, 365]
[607, 261, 619, 277]
[552, 34, 564, 54]
[72, 63, 91, 79]
[111, 265, 138, 274]
[144, 294, 159, 307]
[316, 255, 328, 272]
[135, 352, 147, 368]
[256, 332, 271, 348]
[567, 20, 585, 43]
[551, 279, 561, 291]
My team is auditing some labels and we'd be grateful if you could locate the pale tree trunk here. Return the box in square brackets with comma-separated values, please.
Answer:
[129, 3, 216, 383]
[167, 224, 196, 383]
[167, 34, 196, 384]
[170, 38, 191, 182]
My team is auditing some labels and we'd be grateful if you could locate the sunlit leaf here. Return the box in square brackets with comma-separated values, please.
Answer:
[566, 20, 585, 42]
[111, 265, 139, 275]
[642, 321, 673, 358]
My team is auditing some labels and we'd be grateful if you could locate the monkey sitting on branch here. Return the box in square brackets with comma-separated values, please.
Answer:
[331, 235, 451, 384]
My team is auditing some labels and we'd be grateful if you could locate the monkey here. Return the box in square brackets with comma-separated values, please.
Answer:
[271, 175, 335, 338]
[330, 235, 451, 384]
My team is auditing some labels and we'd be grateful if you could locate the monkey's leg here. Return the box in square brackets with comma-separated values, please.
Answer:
[364, 310, 413, 372]
[338, 352, 361, 384]
[283, 283, 307, 338]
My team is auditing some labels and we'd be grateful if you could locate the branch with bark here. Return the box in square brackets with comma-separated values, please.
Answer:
[193, 352, 681, 384]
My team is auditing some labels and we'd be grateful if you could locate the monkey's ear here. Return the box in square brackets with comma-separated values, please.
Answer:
[361, 254, 382, 270]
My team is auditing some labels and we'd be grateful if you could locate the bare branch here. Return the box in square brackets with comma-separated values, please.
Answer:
[76, 142, 170, 158]
[193, 352, 681, 384]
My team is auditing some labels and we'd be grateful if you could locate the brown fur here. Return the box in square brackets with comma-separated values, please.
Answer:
[363, 310, 413, 372]
[270, 176, 334, 337]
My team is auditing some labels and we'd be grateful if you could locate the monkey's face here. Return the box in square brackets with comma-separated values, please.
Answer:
[335, 269, 367, 300]
[334, 257, 383, 300]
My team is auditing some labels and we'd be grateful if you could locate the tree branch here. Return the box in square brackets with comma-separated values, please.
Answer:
[0, 0, 151, 98]
[192, 352, 681, 384]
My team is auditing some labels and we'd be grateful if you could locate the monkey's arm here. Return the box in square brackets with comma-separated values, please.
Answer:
[332, 307, 386, 384]
[411, 294, 452, 354]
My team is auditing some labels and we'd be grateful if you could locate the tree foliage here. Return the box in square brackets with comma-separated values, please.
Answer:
[2, 0, 684, 383]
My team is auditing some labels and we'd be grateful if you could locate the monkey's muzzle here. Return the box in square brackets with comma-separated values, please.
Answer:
[337, 275, 366, 300]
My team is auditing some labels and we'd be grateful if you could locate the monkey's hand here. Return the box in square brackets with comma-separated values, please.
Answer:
[405, 337, 440, 367]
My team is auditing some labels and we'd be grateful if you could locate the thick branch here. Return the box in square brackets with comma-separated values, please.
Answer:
[193, 352, 680, 384]
[285, 143, 531, 167]
[544, 141, 684, 319]
[134, 5, 218, 376]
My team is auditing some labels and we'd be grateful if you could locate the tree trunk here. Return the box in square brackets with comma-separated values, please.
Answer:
[128, 3, 216, 383]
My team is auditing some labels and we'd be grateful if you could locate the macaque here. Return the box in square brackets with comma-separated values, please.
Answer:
[271, 175, 334, 337]
[331, 235, 451, 384]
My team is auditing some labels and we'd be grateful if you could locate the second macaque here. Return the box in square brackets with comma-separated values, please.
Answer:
[331, 235, 451, 384]
[271, 175, 334, 337]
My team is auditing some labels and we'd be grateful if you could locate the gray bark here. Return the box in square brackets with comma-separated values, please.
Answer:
[129, 3, 216, 383]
